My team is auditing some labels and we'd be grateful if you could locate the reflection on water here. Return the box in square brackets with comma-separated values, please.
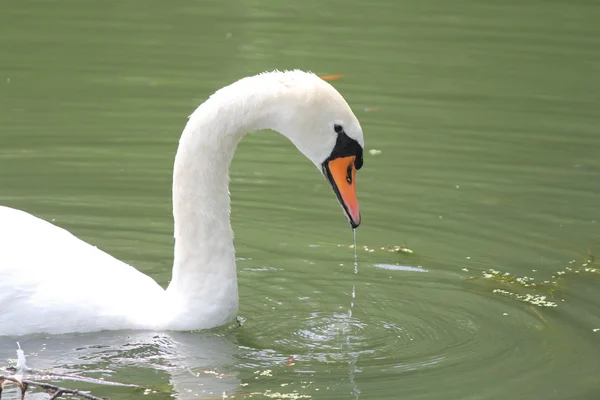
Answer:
[0, 331, 240, 398]
[373, 264, 428, 272]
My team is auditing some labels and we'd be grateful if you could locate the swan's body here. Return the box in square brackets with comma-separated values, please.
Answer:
[0, 70, 364, 336]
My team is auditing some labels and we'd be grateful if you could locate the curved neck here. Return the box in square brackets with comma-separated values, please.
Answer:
[164, 77, 278, 329]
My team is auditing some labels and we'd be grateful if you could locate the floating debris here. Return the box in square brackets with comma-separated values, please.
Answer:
[339, 243, 414, 255]
[388, 245, 413, 254]
[15, 342, 28, 373]
[250, 390, 311, 399]
[286, 356, 296, 368]
[194, 369, 233, 379]
[492, 289, 558, 308]
[253, 369, 273, 377]
[478, 269, 546, 289]
[320, 74, 344, 81]
[465, 251, 597, 311]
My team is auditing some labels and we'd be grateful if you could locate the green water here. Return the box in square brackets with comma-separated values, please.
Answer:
[2, 0, 600, 399]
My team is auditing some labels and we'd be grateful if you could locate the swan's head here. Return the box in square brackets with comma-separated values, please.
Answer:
[264, 70, 365, 228]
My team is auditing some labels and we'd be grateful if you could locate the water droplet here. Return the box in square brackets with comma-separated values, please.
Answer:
[353, 228, 358, 275]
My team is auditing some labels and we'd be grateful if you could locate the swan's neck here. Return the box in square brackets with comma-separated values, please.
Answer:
[165, 79, 276, 329]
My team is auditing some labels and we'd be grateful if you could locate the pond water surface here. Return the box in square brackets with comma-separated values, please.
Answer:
[1, 0, 600, 399]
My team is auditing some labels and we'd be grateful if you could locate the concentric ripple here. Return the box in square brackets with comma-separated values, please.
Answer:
[235, 264, 596, 398]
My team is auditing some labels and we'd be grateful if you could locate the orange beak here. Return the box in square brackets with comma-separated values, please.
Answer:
[322, 156, 361, 228]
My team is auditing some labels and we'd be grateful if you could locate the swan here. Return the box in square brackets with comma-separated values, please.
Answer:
[0, 70, 365, 336]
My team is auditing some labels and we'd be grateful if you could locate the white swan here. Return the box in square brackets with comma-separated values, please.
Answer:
[0, 70, 365, 336]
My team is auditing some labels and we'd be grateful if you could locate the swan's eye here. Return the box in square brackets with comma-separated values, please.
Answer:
[334, 124, 344, 134]
[346, 163, 353, 184]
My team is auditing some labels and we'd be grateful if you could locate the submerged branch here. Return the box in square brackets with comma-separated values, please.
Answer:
[1, 365, 143, 400]
[0, 373, 106, 400]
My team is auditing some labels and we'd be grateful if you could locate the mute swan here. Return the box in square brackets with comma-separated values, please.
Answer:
[0, 70, 364, 336]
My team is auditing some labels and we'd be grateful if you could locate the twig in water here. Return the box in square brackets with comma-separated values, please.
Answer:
[3, 366, 141, 388]
[1, 344, 154, 399]
[0, 374, 107, 400]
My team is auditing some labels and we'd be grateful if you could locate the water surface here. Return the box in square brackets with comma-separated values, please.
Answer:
[1, 0, 600, 399]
